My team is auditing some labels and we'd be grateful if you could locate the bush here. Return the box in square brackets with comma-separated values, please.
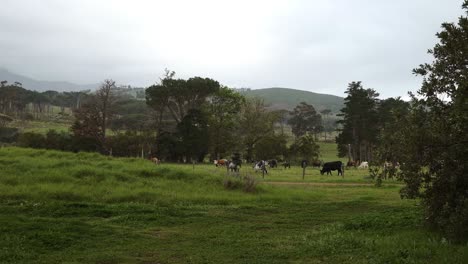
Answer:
[242, 175, 257, 193]
[45, 130, 73, 151]
[0, 127, 19, 143]
[17, 132, 46, 148]
[223, 175, 257, 193]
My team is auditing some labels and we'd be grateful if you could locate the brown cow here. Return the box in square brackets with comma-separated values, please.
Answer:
[214, 159, 228, 167]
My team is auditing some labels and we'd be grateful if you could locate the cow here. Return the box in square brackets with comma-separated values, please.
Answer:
[269, 159, 278, 168]
[311, 160, 322, 168]
[320, 161, 344, 176]
[214, 159, 228, 167]
[253, 160, 268, 174]
[346, 160, 357, 168]
[227, 153, 242, 173]
[283, 161, 291, 169]
[151, 157, 160, 165]
[228, 161, 240, 172]
[358, 161, 369, 169]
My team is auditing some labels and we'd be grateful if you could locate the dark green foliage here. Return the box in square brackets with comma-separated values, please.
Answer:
[107, 131, 156, 158]
[208, 87, 245, 159]
[374, 98, 410, 164]
[156, 132, 183, 162]
[0, 127, 18, 143]
[45, 129, 72, 151]
[289, 133, 320, 162]
[177, 109, 209, 162]
[146, 71, 221, 125]
[111, 98, 153, 131]
[240, 97, 279, 161]
[17, 132, 46, 148]
[393, 1, 468, 242]
[146, 71, 234, 162]
[336, 81, 379, 162]
[253, 133, 288, 160]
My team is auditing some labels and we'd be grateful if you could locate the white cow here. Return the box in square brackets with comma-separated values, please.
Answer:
[228, 162, 240, 172]
[358, 161, 369, 169]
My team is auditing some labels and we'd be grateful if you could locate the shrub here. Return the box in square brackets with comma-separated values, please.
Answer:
[223, 175, 257, 193]
[242, 175, 257, 193]
[0, 127, 19, 143]
[17, 132, 46, 148]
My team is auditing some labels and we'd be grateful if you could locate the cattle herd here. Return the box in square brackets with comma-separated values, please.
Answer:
[213, 158, 378, 176]
[151, 155, 398, 177]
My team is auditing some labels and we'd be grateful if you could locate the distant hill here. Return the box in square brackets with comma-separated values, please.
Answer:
[0, 68, 96, 92]
[241, 87, 344, 113]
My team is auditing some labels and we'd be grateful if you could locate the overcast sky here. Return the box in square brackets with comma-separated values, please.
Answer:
[0, 0, 463, 98]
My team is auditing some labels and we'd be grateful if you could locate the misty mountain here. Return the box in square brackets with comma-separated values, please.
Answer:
[0, 68, 97, 92]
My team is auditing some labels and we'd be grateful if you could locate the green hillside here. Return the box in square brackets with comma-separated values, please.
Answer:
[241, 87, 344, 113]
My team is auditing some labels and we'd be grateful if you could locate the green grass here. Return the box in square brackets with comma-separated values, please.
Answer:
[0, 147, 467, 263]
[10, 120, 71, 134]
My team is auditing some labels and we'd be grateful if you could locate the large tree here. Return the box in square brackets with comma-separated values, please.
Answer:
[207, 86, 245, 159]
[395, 1, 468, 241]
[71, 80, 117, 152]
[239, 97, 278, 161]
[146, 71, 221, 127]
[288, 133, 320, 162]
[374, 97, 410, 166]
[336, 81, 379, 162]
[177, 109, 210, 162]
[288, 102, 322, 139]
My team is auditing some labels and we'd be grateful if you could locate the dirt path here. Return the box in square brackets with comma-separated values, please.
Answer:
[262, 181, 402, 187]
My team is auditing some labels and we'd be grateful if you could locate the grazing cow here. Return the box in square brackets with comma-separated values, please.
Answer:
[253, 160, 268, 174]
[320, 161, 344, 176]
[227, 153, 242, 173]
[346, 160, 357, 168]
[269, 159, 278, 168]
[358, 161, 369, 169]
[214, 159, 228, 167]
[311, 160, 322, 168]
[228, 161, 240, 172]
[283, 161, 291, 169]
[151, 157, 160, 165]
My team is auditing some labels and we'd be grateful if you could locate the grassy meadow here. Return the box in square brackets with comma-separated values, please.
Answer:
[9, 120, 71, 134]
[0, 147, 467, 263]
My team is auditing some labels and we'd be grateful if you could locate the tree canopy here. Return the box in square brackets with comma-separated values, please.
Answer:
[394, 1, 468, 241]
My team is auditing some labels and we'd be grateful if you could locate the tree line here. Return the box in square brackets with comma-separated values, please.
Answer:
[67, 70, 324, 163]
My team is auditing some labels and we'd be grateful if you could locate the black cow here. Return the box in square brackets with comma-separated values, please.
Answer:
[320, 161, 344, 176]
[283, 161, 291, 169]
[269, 159, 278, 168]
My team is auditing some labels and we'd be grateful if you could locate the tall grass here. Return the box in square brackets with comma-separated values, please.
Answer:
[0, 147, 466, 263]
